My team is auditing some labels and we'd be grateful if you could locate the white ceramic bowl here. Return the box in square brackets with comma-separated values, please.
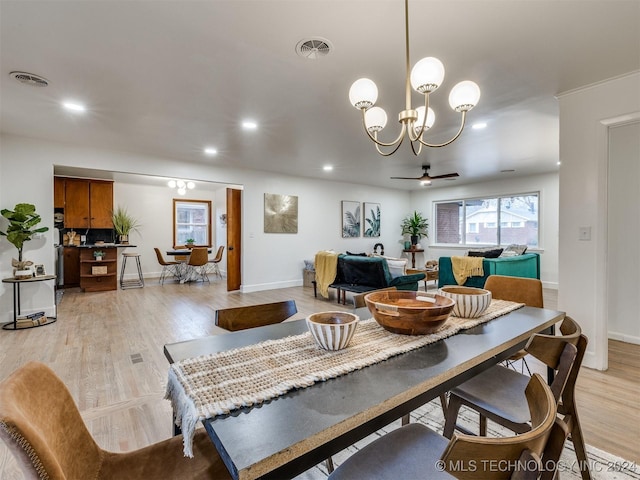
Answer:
[438, 286, 492, 318]
[306, 311, 359, 351]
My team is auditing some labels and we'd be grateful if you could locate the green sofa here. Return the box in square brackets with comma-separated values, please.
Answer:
[438, 253, 540, 288]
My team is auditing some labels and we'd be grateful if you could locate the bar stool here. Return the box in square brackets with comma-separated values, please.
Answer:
[120, 252, 144, 289]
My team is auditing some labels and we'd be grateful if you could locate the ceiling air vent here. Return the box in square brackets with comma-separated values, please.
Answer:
[10, 71, 49, 87]
[295, 38, 332, 60]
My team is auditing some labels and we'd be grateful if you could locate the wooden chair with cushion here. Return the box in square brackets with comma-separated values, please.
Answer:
[328, 373, 558, 480]
[0, 362, 231, 480]
[484, 275, 544, 374]
[215, 300, 297, 331]
[186, 247, 210, 283]
[154, 247, 179, 285]
[443, 316, 591, 480]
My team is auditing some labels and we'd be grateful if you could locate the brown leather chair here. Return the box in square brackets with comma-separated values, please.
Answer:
[215, 300, 297, 331]
[186, 247, 210, 283]
[0, 362, 231, 480]
[154, 247, 179, 285]
[207, 245, 225, 279]
[328, 374, 558, 480]
[484, 275, 544, 374]
[443, 316, 591, 480]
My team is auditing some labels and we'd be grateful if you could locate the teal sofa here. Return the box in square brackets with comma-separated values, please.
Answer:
[438, 253, 540, 288]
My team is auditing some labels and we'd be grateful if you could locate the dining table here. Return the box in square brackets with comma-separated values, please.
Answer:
[164, 305, 563, 480]
[165, 248, 213, 282]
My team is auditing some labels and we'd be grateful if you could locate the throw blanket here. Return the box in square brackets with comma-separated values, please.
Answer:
[314, 250, 338, 298]
[165, 299, 524, 457]
[451, 256, 484, 285]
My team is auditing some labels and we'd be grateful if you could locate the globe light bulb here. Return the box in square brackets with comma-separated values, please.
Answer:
[177, 180, 186, 189]
[349, 78, 378, 109]
[410, 57, 445, 94]
[168, 180, 177, 188]
[364, 107, 388, 132]
[449, 81, 481, 112]
[414, 106, 435, 134]
[177, 187, 186, 195]
[187, 181, 195, 190]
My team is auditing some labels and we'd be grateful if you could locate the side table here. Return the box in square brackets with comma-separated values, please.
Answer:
[402, 248, 424, 268]
[407, 268, 439, 290]
[2, 275, 57, 330]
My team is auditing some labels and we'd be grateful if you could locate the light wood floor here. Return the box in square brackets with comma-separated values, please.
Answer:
[0, 280, 638, 478]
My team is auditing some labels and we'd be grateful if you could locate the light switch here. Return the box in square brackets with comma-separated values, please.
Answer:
[578, 226, 591, 241]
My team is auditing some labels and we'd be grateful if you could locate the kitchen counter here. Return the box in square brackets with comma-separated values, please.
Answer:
[63, 244, 136, 248]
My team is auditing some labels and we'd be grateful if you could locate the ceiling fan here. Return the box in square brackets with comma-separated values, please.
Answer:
[391, 165, 459, 184]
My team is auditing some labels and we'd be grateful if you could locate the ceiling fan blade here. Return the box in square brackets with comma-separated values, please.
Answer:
[390, 176, 424, 180]
[427, 172, 459, 179]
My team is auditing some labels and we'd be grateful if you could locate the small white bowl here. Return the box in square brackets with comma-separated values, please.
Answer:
[438, 286, 492, 318]
[306, 311, 359, 351]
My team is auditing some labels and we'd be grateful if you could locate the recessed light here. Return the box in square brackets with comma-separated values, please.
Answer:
[472, 122, 487, 130]
[62, 101, 86, 113]
[557, 161, 561, 166]
[242, 120, 258, 130]
[204, 147, 218, 156]
[323, 165, 333, 171]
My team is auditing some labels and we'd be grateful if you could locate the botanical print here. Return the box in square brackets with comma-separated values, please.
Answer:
[342, 201, 361, 238]
[363, 202, 380, 237]
[264, 193, 298, 233]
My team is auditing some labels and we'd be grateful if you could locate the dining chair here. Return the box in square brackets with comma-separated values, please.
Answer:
[186, 247, 210, 284]
[207, 245, 225, 279]
[328, 373, 558, 480]
[443, 316, 591, 480]
[484, 275, 545, 374]
[215, 300, 297, 331]
[0, 361, 232, 480]
[154, 247, 179, 285]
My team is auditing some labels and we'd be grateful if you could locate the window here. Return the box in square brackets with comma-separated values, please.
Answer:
[434, 193, 539, 247]
[173, 199, 212, 247]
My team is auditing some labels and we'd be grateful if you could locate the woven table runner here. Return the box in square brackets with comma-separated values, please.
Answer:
[166, 299, 524, 456]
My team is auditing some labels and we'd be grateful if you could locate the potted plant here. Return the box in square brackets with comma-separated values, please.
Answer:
[400, 211, 429, 246]
[112, 206, 140, 245]
[0, 203, 49, 277]
[185, 238, 195, 248]
[93, 250, 105, 261]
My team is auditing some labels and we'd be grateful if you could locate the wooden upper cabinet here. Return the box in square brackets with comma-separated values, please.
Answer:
[63, 178, 113, 229]
[53, 177, 65, 209]
[89, 180, 114, 228]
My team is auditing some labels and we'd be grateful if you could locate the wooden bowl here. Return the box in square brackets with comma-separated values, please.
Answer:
[364, 291, 455, 335]
[438, 286, 492, 318]
[306, 311, 359, 350]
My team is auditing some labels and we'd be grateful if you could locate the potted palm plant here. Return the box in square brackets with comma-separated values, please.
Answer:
[0, 203, 49, 277]
[111, 206, 140, 244]
[401, 211, 429, 246]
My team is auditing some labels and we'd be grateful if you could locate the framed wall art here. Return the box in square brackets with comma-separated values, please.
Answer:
[341, 200, 361, 238]
[264, 193, 298, 233]
[363, 202, 381, 237]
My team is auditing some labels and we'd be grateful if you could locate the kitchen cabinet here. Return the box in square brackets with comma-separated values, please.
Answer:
[63, 247, 80, 287]
[63, 178, 113, 229]
[53, 177, 65, 209]
[80, 247, 117, 292]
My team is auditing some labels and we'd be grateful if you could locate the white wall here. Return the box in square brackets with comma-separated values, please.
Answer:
[410, 172, 559, 288]
[558, 71, 640, 369]
[0, 134, 412, 320]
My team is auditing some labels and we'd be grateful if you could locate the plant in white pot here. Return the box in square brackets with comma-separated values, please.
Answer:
[112, 206, 140, 245]
[0, 203, 49, 278]
[400, 211, 429, 246]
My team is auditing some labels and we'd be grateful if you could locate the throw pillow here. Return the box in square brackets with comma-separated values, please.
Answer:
[500, 244, 528, 256]
[468, 248, 503, 258]
[384, 258, 408, 278]
[346, 251, 368, 257]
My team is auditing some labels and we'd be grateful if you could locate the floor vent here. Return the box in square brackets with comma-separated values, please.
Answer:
[130, 353, 143, 364]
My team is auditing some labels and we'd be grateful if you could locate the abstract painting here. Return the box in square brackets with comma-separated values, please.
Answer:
[342, 200, 361, 238]
[264, 193, 298, 233]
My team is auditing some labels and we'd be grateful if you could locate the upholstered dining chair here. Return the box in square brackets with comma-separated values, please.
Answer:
[0, 362, 231, 480]
[186, 247, 210, 283]
[207, 245, 224, 279]
[328, 373, 558, 480]
[154, 247, 179, 285]
[484, 275, 545, 374]
[443, 316, 591, 480]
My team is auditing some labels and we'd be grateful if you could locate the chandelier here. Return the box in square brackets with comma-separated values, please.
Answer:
[167, 179, 195, 196]
[348, 0, 481, 157]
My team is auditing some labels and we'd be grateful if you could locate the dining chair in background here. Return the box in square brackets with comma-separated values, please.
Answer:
[186, 247, 210, 284]
[154, 247, 179, 285]
[215, 300, 297, 331]
[207, 245, 225, 279]
[443, 316, 591, 480]
[484, 275, 545, 374]
[172, 245, 189, 262]
[328, 373, 559, 480]
[0, 362, 232, 480]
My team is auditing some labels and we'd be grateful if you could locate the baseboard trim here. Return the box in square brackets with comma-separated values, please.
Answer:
[241, 279, 302, 293]
[608, 331, 640, 345]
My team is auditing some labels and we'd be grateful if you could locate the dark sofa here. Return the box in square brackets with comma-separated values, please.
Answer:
[438, 253, 540, 288]
[328, 254, 425, 303]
